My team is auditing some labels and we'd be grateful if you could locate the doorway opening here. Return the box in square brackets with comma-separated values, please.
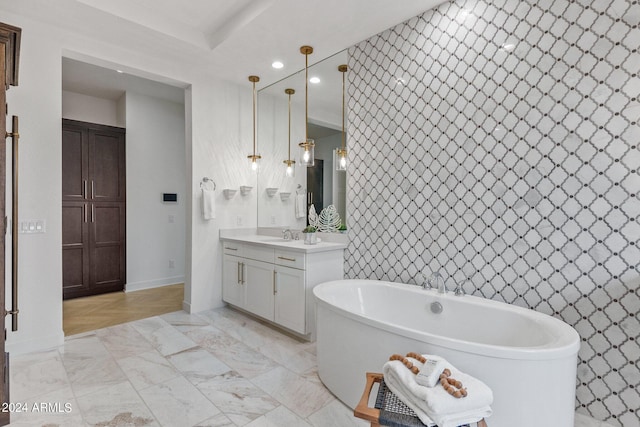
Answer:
[61, 57, 187, 335]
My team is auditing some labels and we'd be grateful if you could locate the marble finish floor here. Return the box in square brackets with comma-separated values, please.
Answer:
[10, 307, 613, 427]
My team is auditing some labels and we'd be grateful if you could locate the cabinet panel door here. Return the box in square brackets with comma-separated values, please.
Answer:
[223, 255, 244, 307]
[89, 128, 126, 202]
[62, 202, 90, 298]
[244, 259, 274, 321]
[62, 125, 88, 201]
[90, 203, 125, 293]
[274, 265, 306, 334]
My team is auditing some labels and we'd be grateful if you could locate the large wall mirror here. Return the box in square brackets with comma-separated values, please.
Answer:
[257, 50, 347, 229]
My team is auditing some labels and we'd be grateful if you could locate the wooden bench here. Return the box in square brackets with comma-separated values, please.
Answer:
[354, 372, 488, 427]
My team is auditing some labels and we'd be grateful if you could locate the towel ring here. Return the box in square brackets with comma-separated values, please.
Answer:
[200, 177, 216, 191]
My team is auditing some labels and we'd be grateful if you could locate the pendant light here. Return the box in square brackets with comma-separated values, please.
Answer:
[247, 75, 261, 171]
[336, 64, 348, 171]
[283, 88, 296, 177]
[298, 45, 315, 167]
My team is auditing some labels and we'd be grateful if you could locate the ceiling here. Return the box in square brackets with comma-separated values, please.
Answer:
[1, 0, 446, 90]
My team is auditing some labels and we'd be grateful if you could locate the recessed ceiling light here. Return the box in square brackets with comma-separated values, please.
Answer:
[272, 61, 284, 69]
[309, 77, 320, 84]
[116, 69, 124, 73]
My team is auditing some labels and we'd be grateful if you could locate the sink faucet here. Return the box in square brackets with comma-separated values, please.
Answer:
[282, 229, 292, 240]
[428, 272, 446, 294]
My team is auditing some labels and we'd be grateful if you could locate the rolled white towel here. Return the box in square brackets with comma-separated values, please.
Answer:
[383, 355, 493, 427]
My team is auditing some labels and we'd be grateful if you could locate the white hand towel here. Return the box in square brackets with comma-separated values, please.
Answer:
[383, 355, 493, 427]
[202, 187, 216, 220]
[295, 194, 306, 219]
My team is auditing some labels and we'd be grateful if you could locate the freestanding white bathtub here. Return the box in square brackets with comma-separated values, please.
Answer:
[314, 279, 580, 427]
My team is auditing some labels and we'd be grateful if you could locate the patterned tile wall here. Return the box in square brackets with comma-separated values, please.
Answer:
[345, 0, 639, 425]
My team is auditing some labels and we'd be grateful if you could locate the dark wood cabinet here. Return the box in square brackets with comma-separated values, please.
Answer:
[62, 119, 126, 202]
[62, 119, 126, 299]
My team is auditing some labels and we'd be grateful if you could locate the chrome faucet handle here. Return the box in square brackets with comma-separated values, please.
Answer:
[418, 272, 429, 288]
[454, 278, 468, 296]
[428, 272, 445, 293]
[282, 229, 292, 240]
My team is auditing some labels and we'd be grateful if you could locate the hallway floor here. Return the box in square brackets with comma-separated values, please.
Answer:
[63, 284, 184, 336]
[12, 306, 613, 427]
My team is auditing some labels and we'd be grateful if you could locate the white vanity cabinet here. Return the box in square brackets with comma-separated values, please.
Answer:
[222, 253, 244, 307]
[274, 256, 306, 333]
[244, 258, 275, 321]
[221, 236, 344, 339]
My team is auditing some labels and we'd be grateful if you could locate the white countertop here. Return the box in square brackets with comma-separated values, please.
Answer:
[219, 233, 347, 253]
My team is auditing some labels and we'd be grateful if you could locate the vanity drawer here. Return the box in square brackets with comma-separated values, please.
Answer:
[223, 242, 244, 257]
[244, 245, 274, 263]
[275, 249, 305, 270]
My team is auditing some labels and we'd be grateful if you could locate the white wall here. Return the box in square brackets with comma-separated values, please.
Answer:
[3, 10, 256, 354]
[125, 91, 186, 291]
[62, 90, 122, 127]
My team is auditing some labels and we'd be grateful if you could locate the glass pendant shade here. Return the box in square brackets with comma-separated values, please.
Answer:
[336, 147, 347, 171]
[249, 154, 261, 172]
[299, 139, 315, 167]
[283, 159, 295, 177]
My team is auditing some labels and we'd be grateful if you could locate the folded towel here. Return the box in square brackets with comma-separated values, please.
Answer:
[202, 187, 216, 220]
[383, 355, 493, 427]
[295, 193, 306, 219]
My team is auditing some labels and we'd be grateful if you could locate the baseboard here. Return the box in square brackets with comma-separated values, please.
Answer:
[125, 276, 184, 292]
[182, 300, 192, 313]
[6, 330, 65, 356]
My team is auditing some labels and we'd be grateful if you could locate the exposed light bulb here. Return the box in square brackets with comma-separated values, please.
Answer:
[303, 150, 310, 162]
[286, 165, 293, 177]
[251, 160, 258, 171]
[339, 156, 347, 168]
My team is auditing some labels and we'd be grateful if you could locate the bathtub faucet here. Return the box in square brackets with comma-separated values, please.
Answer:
[428, 272, 447, 294]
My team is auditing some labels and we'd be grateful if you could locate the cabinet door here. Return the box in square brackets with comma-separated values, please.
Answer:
[89, 128, 126, 202]
[90, 202, 126, 294]
[62, 123, 89, 201]
[274, 265, 306, 334]
[244, 259, 274, 322]
[223, 255, 244, 307]
[62, 202, 91, 298]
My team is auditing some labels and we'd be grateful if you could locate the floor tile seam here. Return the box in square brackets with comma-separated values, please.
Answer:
[134, 363, 227, 419]
[126, 374, 191, 427]
[303, 394, 342, 424]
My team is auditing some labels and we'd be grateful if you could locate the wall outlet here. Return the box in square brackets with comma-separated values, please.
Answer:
[168, 259, 175, 269]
